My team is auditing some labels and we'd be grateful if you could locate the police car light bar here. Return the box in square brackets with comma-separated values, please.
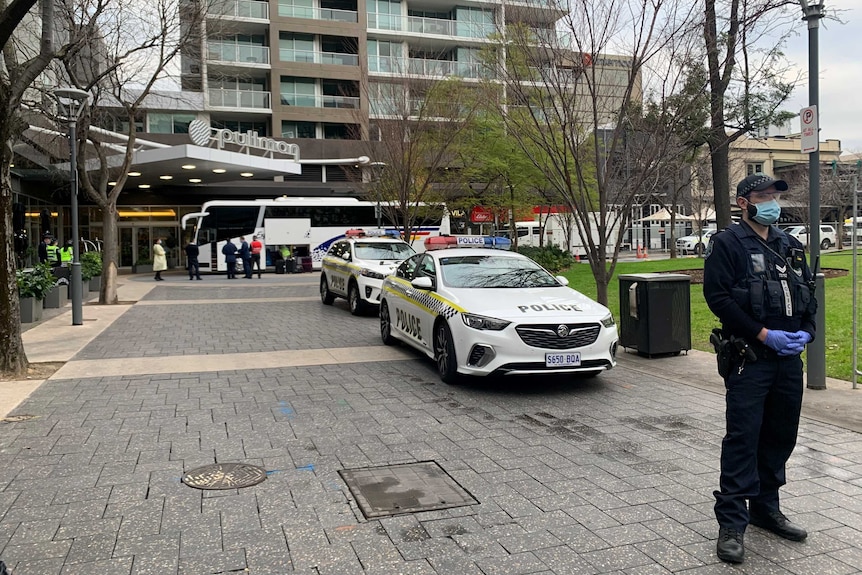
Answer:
[424, 235, 512, 251]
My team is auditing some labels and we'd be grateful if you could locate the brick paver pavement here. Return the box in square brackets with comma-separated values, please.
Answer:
[2, 275, 860, 574]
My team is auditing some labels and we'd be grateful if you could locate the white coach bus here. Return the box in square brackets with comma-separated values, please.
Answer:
[182, 197, 450, 272]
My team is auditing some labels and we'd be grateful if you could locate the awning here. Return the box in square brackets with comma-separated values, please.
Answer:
[637, 208, 695, 222]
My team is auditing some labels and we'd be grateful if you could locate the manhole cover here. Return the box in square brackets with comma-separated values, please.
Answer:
[339, 461, 478, 519]
[182, 463, 267, 490]
[1, 415, 38, 423]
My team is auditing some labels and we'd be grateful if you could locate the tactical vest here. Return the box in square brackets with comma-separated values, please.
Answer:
[45, 244, 60, 265]
[727, 225, 815, 328]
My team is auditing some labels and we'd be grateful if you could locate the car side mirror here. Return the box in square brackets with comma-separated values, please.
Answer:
[411, 276, 433, 290]
[555, 275, 569, 286]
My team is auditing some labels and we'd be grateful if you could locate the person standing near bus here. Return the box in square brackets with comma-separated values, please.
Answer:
[239, 236, 252, 279]
[250, 235, 263, 278]
[152, 238, 167, 281]
[185, 239, 202, 280]
[222, 238, 238, 279]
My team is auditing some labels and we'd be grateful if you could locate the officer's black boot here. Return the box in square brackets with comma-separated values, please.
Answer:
[716, 527, 744, 563]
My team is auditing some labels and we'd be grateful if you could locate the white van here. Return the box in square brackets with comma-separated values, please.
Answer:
[844, 218, 862, 246]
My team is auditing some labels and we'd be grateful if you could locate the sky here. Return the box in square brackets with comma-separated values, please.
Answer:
[782, 0, 862, 154]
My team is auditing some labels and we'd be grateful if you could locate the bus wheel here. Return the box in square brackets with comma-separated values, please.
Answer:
[320, 275, 335, 305]
[348, 282, 368, 315]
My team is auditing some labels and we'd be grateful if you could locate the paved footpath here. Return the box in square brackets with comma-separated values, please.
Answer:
[1, 272, 861, 574]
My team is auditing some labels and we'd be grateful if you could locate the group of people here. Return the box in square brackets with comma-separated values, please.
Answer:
[38, 233, 73, 267]
[220, 235, 263, 279]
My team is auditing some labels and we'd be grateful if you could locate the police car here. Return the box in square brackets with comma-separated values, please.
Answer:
[379, 235, 619, 383]
[320, 229, 416, 315]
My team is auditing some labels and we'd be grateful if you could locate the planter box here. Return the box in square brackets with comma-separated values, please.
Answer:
[134, 264, 153, 274]
[20, 297, 43, 323]
[43, 285, 63, 309]
[89, 276, 101, 292]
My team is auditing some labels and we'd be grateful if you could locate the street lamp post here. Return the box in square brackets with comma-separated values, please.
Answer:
[54, 88, 90, 327]
[369, 161, 386, 228]
[798, 1, 826, 390]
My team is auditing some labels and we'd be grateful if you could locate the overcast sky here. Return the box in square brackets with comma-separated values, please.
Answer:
[782, 0, 861, 154]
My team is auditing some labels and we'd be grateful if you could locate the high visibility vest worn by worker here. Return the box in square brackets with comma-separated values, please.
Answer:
[280, 246, 291, 259]
[59, 243, 73, 265]
[45, 243, 60, 266]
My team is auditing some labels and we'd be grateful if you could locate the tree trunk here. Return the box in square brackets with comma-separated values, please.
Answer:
[99, 205, 120, 304]
[709, 133, 732, 229]
[0, 138, 28, 377]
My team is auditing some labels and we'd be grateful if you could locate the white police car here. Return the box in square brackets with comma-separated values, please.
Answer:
[320, 229, 416, 315]
[379, 236, 619, 383]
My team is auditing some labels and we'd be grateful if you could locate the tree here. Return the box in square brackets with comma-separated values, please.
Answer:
[1, 0, 57, 376]
[487, 0, 705, 304]
[357, 63, 483, 243]
[703, 0, 797, 229]
[55, 0, 205, 304]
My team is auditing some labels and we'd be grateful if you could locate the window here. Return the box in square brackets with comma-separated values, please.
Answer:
[747, 163, 764, 176]
[280, 77, 316, 106]
[279, 0, 313, 18]
[367, 0, 401, 30]
[396, 253, 423, 280]
[279, 32, 315, 62]
[148, 113, 196, 134]
[214, 120, 268, 135]
[282, 121, 317, 138]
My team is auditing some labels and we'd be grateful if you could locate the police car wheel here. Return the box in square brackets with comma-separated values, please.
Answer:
[380, 301, 397, 345]
[320, 275, 335, 305]
[694, 244, 703, 256]
[348, 283, 367, 316]
[434, 321, 460, 384]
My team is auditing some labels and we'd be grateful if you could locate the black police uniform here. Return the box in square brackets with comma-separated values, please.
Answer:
[703, 221, 816, 533]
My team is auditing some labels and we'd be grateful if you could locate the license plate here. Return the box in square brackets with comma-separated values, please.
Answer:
[545, 352, 581, 367]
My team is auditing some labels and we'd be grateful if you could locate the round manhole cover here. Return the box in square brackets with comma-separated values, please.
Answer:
[182, 463, 267, 490]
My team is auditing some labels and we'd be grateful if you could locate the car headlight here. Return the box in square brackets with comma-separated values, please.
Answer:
[462, 313, 511, 331]
[601, 313, 616, 328]
[360, 268, 386, 280]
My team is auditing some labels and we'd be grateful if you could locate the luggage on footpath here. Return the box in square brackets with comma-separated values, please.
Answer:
[275, 260, 285, 274]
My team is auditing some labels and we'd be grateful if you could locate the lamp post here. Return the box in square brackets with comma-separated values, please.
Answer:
[798, 1, 826, 390]
[54, 88, 90, 327]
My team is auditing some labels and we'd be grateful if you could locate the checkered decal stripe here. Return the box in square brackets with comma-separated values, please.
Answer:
[385, 278, 462, 319]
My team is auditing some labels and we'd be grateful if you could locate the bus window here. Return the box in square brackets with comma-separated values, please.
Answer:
[199, 206, 260, 244]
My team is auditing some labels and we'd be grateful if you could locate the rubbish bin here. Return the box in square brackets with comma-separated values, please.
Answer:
[618, 273, 691, 357]
[275, 260, 286, 274]
[299, 256, 312, 273]
[286, 257, 296, 273]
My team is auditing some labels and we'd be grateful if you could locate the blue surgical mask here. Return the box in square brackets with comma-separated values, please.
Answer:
[748, 199, 781, 226]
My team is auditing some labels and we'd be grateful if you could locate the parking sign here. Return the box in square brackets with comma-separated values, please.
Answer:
[800, 105, 818, 153]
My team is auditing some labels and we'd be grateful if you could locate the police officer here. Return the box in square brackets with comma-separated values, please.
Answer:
[45, 237, 60, 267]
[38, 233, 53, 264]
[59, 240, 73, 266]
[703, 173, 816, 564]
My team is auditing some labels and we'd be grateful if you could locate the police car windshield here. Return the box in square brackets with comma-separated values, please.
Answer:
[354, 242, 415, 261]
[440, 255, 560, 288]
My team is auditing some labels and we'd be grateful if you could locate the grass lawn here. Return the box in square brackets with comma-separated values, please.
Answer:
[560, 251, 859, 382]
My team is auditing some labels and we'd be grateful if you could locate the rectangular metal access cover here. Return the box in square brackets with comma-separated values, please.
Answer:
[339, 461, 478, 519]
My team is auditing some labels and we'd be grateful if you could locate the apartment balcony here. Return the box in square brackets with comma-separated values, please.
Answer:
[279, 49, 359, 67]
[368, 56, 491, 80]
[277, 5, 358, 23]
[280, 94, 360, 109]
[208, 89, 272, 110]
[367, 12, 495, 40]
[207, 42, 270, 65]
[208, 0, 269, 20]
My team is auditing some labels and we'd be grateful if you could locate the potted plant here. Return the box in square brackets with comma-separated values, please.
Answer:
[17, 263, 57, 323]
[133, 246, 153, 274]
[81, 251, 102, 291]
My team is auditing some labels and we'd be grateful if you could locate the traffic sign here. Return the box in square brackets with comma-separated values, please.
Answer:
[800, 105, 818, 153]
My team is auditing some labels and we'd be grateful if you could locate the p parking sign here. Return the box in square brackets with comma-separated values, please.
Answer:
[800, 105, 818, 154]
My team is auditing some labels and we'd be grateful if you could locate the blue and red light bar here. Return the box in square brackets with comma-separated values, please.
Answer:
[424, 235, 512, 251]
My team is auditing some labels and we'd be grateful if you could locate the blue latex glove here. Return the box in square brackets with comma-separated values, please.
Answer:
[781, 331, 812, 356]
[763, 329, 795, 353]
[793, 330, 812, 345]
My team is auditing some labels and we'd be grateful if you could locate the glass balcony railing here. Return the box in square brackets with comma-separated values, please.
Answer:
[208, 89, 272, 109]
[279, 94, 360, 109]
[369, 55, 491, 79]
[208, 0, 269, 19]
[207, 42, 270, 64]
[280, 49, 359, 66]
[367, 12, 495, 39]
[278, 5, 358, 23]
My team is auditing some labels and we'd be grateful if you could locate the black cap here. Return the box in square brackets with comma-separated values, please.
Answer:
[736, 173, 788, 197]
[42, 232, 53, 239]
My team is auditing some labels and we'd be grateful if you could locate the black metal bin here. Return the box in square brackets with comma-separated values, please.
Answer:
[618, 273, 691, 357]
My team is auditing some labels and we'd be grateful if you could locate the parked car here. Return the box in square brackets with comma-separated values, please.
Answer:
[785, 224, 836, 250]
[676, 229, 717, 256]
